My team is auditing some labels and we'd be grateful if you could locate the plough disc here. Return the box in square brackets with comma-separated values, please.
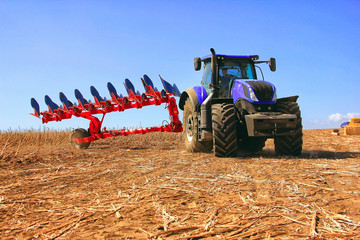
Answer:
[30, 75, 183, 149]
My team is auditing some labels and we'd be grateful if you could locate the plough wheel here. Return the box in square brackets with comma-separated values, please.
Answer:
[71, 128, 91, 149]
[183, 99, 212, 152]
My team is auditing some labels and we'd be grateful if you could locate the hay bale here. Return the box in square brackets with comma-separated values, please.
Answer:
[349, 118, 360, 125]
[345, 125, 360, 135]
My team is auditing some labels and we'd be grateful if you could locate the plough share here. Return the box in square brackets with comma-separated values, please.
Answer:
[30, 75, 183, 149]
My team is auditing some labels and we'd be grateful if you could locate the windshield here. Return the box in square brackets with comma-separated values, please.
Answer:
[201, 60, 257, 97]
[218, 62, 255, 97]
[219, 63, 254, 79]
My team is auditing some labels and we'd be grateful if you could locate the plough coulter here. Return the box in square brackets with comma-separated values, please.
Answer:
[30, 75, 183, 149]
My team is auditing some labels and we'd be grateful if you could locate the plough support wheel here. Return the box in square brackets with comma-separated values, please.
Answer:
[71, 128, 91, 149]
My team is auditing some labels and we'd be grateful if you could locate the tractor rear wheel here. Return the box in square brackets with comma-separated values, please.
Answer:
[274, 101, 303, 156]
[71, 128, 91, 149]
[212, 103, 238, 157]
[183, 99, 212, 152]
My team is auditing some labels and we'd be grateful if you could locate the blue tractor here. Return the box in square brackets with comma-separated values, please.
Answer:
[179, 48, 303, 157]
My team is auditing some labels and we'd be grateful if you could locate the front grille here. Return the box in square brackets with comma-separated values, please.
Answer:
[246, 81, 274, 101]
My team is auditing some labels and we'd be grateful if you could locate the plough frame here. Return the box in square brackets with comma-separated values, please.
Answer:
[30, 75, 183, 148]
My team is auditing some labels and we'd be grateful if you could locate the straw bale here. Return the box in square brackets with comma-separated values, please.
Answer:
[349, 118, 360, 125]
[344, 125, 360, 135]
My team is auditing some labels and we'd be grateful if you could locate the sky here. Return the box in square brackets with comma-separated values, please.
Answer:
[0, 0, 359, 131]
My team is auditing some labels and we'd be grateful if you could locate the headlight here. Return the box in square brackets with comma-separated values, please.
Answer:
[248, 87, 259, 101]
[272, 91, 277, 102]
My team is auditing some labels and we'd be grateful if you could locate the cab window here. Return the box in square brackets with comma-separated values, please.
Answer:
[241, 64, 254, 79]
[201, 62, 212, 94]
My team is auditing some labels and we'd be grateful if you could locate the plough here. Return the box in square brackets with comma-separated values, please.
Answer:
[30, 75, 183, 149]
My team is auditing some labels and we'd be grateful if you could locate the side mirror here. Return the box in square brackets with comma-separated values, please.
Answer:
[269, 58, 276, 72]
[194, 57, 201, 71]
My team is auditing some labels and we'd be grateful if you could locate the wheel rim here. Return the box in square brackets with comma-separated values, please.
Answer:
[71, 136, 80, 148]
[186, 113, 194, 142]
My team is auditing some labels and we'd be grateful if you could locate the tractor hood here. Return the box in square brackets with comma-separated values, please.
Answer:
[231, 80, 276, 104]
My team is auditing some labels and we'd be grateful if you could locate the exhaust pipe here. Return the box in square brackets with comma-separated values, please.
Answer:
[199, 48, 217, 132]
[210, 48, 219, 98]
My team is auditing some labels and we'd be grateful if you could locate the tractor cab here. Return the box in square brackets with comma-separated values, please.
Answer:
[195, 53, 276, 100]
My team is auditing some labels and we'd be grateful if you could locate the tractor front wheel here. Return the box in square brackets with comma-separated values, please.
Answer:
[183, 99, 212, 152]
[212, 103, 238, 157]
[274, 101, 303, 156]
[71, 128, 91, 149]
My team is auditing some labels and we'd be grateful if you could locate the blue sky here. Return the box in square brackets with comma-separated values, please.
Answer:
[0, 0, 359, 131]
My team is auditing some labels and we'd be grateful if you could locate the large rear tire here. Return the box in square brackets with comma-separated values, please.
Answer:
[183, 99, 212, 152]
[71, 128, 91, 149]
[212, 103, 238, 157]
[274, 101, 303, 156]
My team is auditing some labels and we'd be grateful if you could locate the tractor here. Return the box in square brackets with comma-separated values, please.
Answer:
[179, 48, 303, 157]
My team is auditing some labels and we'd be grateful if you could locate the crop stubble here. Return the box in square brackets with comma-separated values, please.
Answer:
[0, 129, 359, 239]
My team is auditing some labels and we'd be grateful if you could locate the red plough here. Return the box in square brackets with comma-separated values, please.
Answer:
[30, 75, 183, 149]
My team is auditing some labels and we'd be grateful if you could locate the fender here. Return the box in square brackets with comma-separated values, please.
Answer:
[179, 86, 208, 110]
[277, 95, 299, 103]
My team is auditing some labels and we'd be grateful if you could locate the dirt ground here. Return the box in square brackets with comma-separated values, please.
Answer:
[0, 129, 359, 239]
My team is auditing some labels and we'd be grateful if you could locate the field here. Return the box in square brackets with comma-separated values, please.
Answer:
[0, 129, 359, 239]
